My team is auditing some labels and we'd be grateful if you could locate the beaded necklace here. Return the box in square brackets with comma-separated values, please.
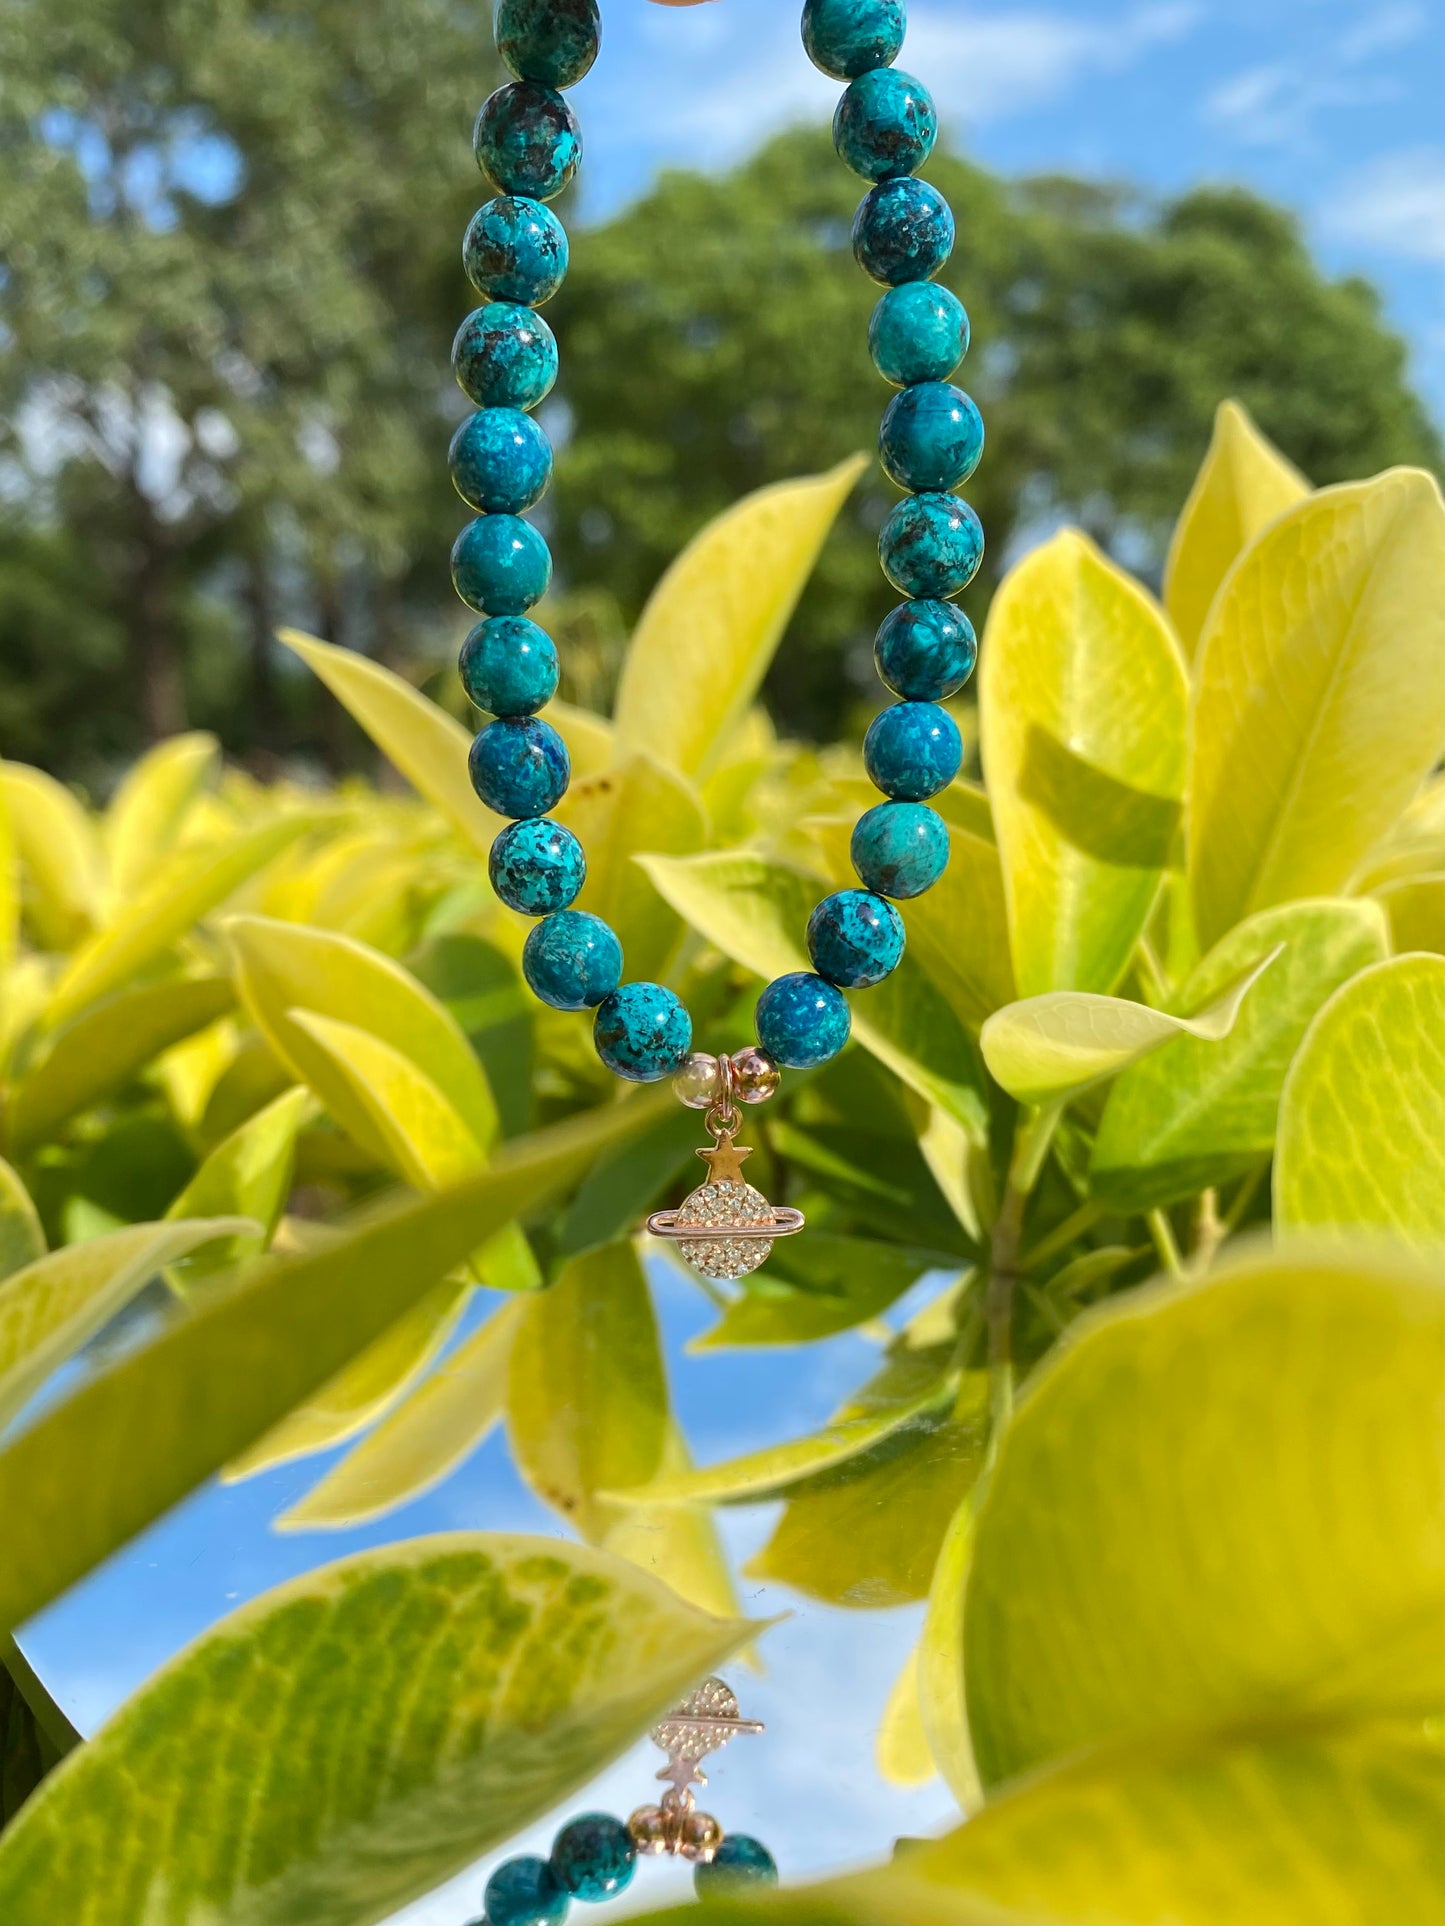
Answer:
[451, 0, 980, 1299]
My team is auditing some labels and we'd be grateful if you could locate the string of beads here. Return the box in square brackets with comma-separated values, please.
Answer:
[451, 0, 981, 1093]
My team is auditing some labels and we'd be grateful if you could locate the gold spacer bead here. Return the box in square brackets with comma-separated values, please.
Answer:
[729, 1046, 781, 1105]
[673, 1052, 724, 1110]
[678, 1809, 724, 1863]
[628, 1805, 672, 1855]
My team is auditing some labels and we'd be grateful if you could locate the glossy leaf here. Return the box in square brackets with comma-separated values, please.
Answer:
[1164, 399, 1309, 659]
[556, 753, 707, 979]
[963, 1246, 1443, 1787]
[7, 976, 235, 1154]
[0, 762, 102, 952]
[1092, 899, 1388, 1208]
[0, 1161, 44, 1285]
[979, 529, 1188, 997]
[163, 1086, 309, 1288]
[0, 1217, 255, 1428]
[0, 1091, 668, 1635]
[601, 1421, 741, 1626]
[614, 455, 867, 779]
[981, 946, 1278, 1107]
[280, 629, 497, 857]
[693, 1236, 951, 1349]
[103, 732, 218, 902]
[547, 698, 616, 781]
[640, 850, 988, 1134]
[876, 1642, 935, 1788]
[0, 1536, 755, 1926]
[509, 1240, 669, 1542]
[918, 1492, 980, 1811]
[1190, 469, 1445, 948]
[1374, 873, 1444, 956]
[277, 1301, 523, 1531]
[1276, 954, 1445, 1248]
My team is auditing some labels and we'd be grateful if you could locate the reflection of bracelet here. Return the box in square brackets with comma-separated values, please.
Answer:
[472, 1679, 777, 1925]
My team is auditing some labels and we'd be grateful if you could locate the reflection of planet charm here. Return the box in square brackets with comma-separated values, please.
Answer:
[646, 1137, 804, 1285]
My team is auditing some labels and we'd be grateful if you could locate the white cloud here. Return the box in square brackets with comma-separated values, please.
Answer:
[1322, 147, 1445, 262]
[1204, 0, 1425, 151]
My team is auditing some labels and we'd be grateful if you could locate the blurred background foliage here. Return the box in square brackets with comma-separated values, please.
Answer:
[1, 0, 1440, 782]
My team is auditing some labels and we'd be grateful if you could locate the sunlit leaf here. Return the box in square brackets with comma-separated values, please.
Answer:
[615, 455, 867, 779]
[1373, 873, 1444, 956]
[103, 732, 218, 903]
[1276, 954, 1445, 1248]
[0, 1536, 756, 1926]
[981, 947, 1278, 1107]
[547, 698, 616, 781]
[979, 530, 1188, 997]
[556, 753, 707, 978]
[163, 1086, 310, 1287]
[0, 1160, 44, 1286]
[1163, 399, 1309, 659]
[557, 1105, 700, 1261]
[0, 762, 102, 952]
[876, 1642, 936, 1788]
[1091, 899, 1388, 1208]
[1190, 469, 1445, 948]
[0, 782, 17, 977]
[918, 1492, 981, 1811]
[601, 1421, 742, 1627]
[692, 1236, 951, 1349]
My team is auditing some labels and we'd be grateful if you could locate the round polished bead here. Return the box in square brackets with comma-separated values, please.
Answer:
[729, 1045, 781, 1105]
[870, 283, 969, 387]
[489, 817, 586, 915]
[874, 599, 977, 701]
[524, 912, 623, 1011]
[674, 1052, 724, 1109]
[497, 0, 600, 90]
[679, 1810, 725, 1864]
[469, 716, 570, 819]
[834, 69, 937, 182]
[879, 383, 984, 494]
[474, 81, 581, 203]
[851, 800, 951, 899]
[449, 409, 553, 515]
[551, 1813, 637, 1902]
[879, 493, 984, 599]
[460, 616, 558, 717]
[756, 972, 851, 1071]
[464, 196, 569, 306]
[627, 1807, 671, 1857]
[694, 1835, 779, 1894]
[594, 983, 693, 1083]
[853, 178, 954, 287]
[452, 515, 553, 615]
[865, 701, 962, 801]
[807, 889, 905, 989]
[802, 0, 905, 79]
[453, 304, 558, 413]
[484, 1856, 569, 1926]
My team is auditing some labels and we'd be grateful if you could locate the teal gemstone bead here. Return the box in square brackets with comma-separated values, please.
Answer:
[880, 383, 984, 493]
[853, 178, 954, 286]
[551, 1814, 637, 1902]
[484, 1856, 569, 1926]
[489, 817, 586, 915]
[694, 1835, 779, 1893]
[879, 492, 983, 599]
[851, 800, 950, 899]
[450, 409, 554, 515]
[865, 701, 962, 801]
[834, 69, 936, 182]
[870, 283, 969, 387]
[469, 715, 570, 819]
[497, 0, 600, 91]
[802, 0, 905, 80]
[460, 616, 558, 716]
[474, 81, 581, 203]
[756, 972, 850, 1070]
[807, 889, 905, 989]
[464, 196, 569, 306]
[594, 983, 693, 1083]
[874, 600, 976, 701]
[524, 911, 623, 1011]
[452, 515, 553, 615]
[453, 304, 559, 411]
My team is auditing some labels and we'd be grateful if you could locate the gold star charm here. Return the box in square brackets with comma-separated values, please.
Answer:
[646, 1122, 804, 1283]
[697, 1137, 753, 1186]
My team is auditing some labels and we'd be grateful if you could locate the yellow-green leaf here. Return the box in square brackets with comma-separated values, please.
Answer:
[45, 814, 316, 1028]
[0, 1091, 668, 1636]
[601, 1420, 742, 1626]
[0, 763, 102, 952]
[981, 947, 1279, 1107]
[277, 1301, 523, 1531]
[640, 850, 988, 1133]
[1374, 872, 1444, 955]
[962, 1246, 1442, 1788]
[163, 1086, 311, 1286]
[0, 1159, 44, 1284]
[918, 1491, 981, 1811]
[547, 698, 616, 780]
[0, 1217, 256, 1428]
[0, 780, 17, 975]
[614, 456, 867, 779]
[7, 976, 235, 1154]
[980, 530, 1188, 998]
[1190, 469, 1445, 948]
[876, 1641, 936, 1788]
[228, 915, 499, 1158]
[692, 1236, 952, 1349]
[0, 1536, 756, 1926]
[280, 629, 497, 857]
[556, 753, 707, 978]
[103, 732, 218, 902]
[1092, 898, 1389, 1208]
[1275, 954, 1445, 1247]
[508, 1241, 668, 1542]
[1163, 399, 1309, 659]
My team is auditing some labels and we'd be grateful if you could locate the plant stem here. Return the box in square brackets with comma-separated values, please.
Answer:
[1147, 1208, 1185, 1278]
[1134, 937, 1170, 1008]
[1020, 1199, 1104, 1273]
[985, 1104, 1062, 1437]
[1190, 1187, 1226, 1273]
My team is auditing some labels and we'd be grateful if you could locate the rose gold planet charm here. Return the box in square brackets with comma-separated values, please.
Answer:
[628, 1677, 765, 1862]
[647, 1052, 803, 1283]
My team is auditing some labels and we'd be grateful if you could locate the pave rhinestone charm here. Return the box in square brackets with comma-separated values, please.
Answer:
[647, 1123, 803, 1284]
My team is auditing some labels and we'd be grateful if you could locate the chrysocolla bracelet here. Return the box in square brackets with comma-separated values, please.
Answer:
[451, 0, 982, 1285]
